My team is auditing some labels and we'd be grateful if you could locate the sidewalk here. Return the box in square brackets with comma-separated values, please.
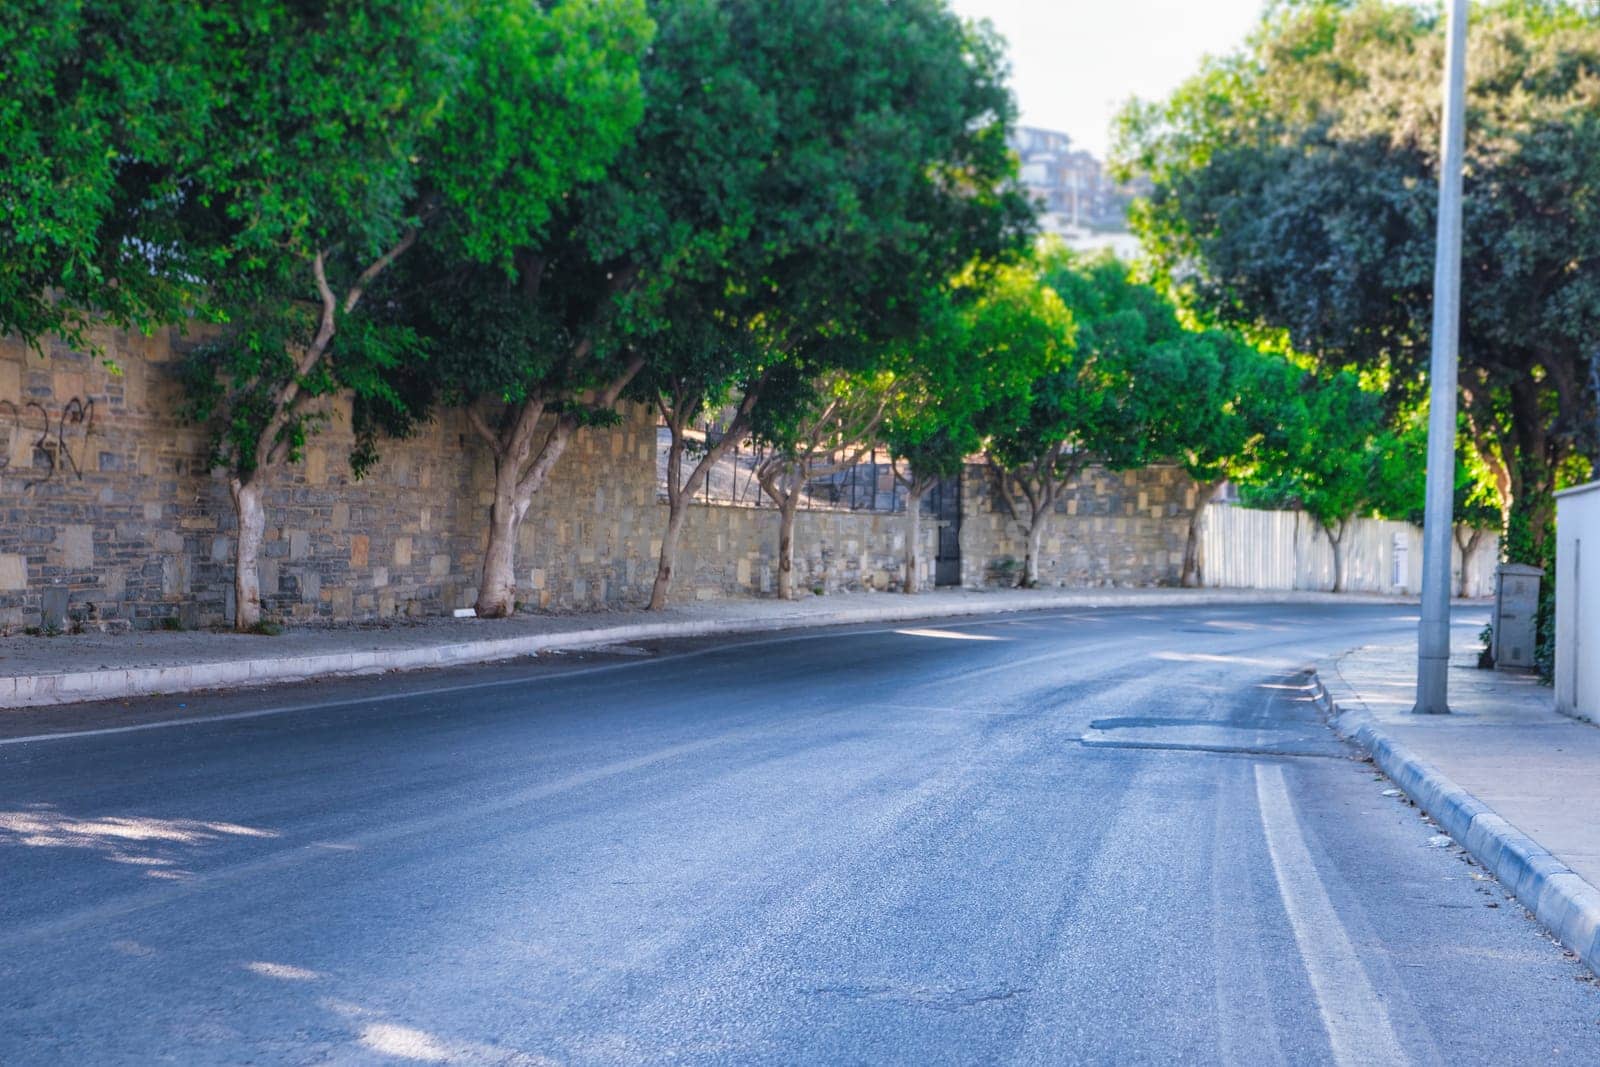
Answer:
[0, 586, 1409, 710]
[1321, 634, 1600, 973]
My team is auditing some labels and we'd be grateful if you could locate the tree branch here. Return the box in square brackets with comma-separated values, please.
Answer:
[343, 226, 420, 315]
[466, 398, 502, 448]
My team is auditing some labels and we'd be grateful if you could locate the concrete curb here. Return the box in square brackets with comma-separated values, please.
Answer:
[1311, 665, 1600, 974]
[3, 588, 1410, 710]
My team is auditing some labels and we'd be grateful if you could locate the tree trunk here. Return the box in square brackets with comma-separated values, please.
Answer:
[648, 375, 768, 612]
[776, 491, 801, 599]
[650, 493, 690, 611]
[230, 476, 265, 632]
[476, 457, 529, 618]
[1327, 522, 1347, 594]
[903, 482, 925, 593]
[1023, 514, 1046, 588]
[1455, 526, 1485, 598]
[1180, 480, 1221, 587]
[469, 395, 595, 619]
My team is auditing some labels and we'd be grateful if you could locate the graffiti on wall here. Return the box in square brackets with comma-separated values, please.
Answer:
[0, 398, 96, 489]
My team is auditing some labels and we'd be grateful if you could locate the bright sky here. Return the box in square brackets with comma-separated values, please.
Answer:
[947, 0, 1270, 159]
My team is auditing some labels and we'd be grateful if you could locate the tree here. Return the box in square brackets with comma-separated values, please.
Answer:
[182, 0, 649, 629]
[1118, 0, 1600, 576]
[633, 0, 1032, 610]
[1162, 334, 1308, 587]
[1451, 446, 1505, 598]
[0, 1, 210, 350]
[753, 370, 895, 600]
[969, 260, 1093, 588]
[1239, 371, 1394, 593]
[983, 250, 1249, 589]
[884, 266, 1058, 593]
[639, 315, 775, 611]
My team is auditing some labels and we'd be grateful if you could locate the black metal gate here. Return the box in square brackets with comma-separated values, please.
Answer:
[928, 475, 962, 586]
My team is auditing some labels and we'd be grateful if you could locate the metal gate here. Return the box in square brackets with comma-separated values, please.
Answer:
[928, 475, 962, 586]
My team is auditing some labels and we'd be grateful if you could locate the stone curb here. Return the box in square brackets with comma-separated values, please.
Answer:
[2, 588, 1410, 711]
[1312, 664, 1600, 975]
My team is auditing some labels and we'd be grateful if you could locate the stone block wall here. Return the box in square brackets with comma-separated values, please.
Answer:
[0, 326, 659, 630]
[960, 461, 1198, 588]
[666, 503, 938, 599]
[1, 325, 1197, 631]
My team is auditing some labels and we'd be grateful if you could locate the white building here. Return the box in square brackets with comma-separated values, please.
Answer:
[1555, 479, 1600, 722]
[1008, 125, 1145, 255]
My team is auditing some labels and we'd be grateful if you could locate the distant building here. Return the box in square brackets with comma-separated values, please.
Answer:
[1008, 125, 1146, 259]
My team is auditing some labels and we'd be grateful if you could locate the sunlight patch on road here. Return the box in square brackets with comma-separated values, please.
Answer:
[893, 627, 1006, 641]
[0, 809, 278, 848]
[361, 1023, 455, 1062]
[1151, 650, 1278, 667]
[244, 961, 321, 981]
[0, 807, 278, 881]
[358, 1022, 555, 1065]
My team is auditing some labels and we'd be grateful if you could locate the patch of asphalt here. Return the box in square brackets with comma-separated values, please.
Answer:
[0, 611, 1080, 743]
[0, 590, 1443, 710]
[0, 605, 1225, 743]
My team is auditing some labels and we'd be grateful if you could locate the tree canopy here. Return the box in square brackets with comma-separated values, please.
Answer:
[172, 0, 652, 627]
[1117, 0, 1600, 567]
[0, 1, 211, 350]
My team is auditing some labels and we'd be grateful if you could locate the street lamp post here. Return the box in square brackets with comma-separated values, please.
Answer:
[1415, 0, 1469, 715]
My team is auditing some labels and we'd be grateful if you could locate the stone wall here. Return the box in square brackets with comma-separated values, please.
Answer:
[667, 503, 937, 599]
[959, 461, 1198, 588]
[0, 325, 660, 631]
[0, 326, 1192, 631]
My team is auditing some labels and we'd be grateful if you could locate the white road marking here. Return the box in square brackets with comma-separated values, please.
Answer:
[1254, 762, 1409, 1066]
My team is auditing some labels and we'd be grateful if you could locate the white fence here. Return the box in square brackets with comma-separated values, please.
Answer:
[1198, 503, 1499, 598]
[1555, 481, 1600, 722]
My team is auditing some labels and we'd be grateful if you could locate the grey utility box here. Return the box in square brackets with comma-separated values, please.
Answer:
[1492, 563, 1544, 670]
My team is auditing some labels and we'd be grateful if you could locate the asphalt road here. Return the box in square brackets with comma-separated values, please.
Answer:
[1, 601, 1596, 1065]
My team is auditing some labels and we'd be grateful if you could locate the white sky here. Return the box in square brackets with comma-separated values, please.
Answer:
[947, 0, 1271, 159]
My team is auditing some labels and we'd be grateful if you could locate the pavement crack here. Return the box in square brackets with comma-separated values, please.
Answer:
[1074, 737, 1349, 760]
[801, 983, 1030, 1012]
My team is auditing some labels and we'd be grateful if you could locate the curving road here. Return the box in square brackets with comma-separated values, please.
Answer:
[1, 601, 1596, 1064]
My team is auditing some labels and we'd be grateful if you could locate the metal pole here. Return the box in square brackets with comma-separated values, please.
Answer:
[1415, 0, 1468, 714]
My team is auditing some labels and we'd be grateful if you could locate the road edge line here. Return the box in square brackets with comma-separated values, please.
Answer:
[1309, 663, 1600, 975]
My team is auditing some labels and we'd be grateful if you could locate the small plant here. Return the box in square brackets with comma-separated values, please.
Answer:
[22, 626, 42, 637]
[811, 584, 825, 596]
[247, 620, 283, 636]
[1535, 584, 1556, 685]
[160, 616, 185, 632]
[987, 556, 1021, 585]
[1477, 620, 1495, 669]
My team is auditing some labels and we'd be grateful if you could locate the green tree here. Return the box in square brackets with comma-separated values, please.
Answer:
[1170, 338, 1309, 586]
[970, 258, 1103, 588]
[1038, 254, 1309, 587]
[1239, 371, 1395, 593]
[633, 0, 1032, 610]
[0, 1, 210, 350]
[884, 265, 1062, 593]
[181, 0, 649, 629]
[1451, 440, 1505, 597]
[752, 370, 896, 601]
[1118, 0, 1600, 576]
[983, 250, 1303, 589]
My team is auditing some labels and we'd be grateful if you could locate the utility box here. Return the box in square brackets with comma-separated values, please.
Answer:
[1492, 563, 1544, 670]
